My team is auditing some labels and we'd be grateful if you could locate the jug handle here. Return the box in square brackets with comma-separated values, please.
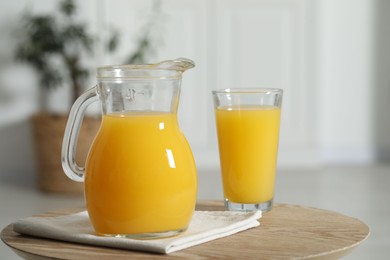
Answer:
[61, 87, 99, 182]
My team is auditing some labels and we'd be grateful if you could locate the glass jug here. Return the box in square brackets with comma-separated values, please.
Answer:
[62, 58, 197, 239]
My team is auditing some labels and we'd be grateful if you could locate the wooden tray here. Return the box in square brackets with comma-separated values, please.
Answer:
[1, 201, 369, 259]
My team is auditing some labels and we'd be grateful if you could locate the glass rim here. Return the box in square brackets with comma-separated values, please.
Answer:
[212, 88, 283, 95]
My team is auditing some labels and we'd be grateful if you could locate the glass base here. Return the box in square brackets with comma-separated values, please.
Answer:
[98, 228, 186, 240]
[224, 198, 273, 213]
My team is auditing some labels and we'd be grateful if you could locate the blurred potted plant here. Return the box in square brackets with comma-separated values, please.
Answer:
[15, 0, 161, 194]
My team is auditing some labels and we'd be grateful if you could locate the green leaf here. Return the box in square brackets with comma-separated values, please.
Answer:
[60, 0, 76, 17]
[107, 30, 119, 52]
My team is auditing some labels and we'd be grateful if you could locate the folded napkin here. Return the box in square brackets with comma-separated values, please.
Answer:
[13, 210, 261, 254]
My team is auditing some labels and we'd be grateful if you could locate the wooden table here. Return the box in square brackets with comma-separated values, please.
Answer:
[1, 201, 369, 259]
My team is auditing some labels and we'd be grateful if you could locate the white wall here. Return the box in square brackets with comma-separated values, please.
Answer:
[373, 0, 390, 161]
[318, 0, 376, 164]
[0, 0, 389, 187]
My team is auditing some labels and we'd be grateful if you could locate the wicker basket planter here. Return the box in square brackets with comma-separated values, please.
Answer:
[31, 113, 100, 194]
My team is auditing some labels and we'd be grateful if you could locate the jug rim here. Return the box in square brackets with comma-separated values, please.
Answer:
[97, 58, 195, 79]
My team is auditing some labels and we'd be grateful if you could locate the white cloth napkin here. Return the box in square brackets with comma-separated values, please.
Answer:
[13, 210, 261, 254]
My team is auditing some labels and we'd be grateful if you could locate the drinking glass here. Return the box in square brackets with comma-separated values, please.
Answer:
[212, 88, 283, 212]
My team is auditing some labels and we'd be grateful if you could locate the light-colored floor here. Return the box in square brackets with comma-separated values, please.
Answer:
[1, 164, 389, 259]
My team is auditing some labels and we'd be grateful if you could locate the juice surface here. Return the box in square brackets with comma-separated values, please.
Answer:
[215, 106, 281, 204]
[85, 111, 197, 235]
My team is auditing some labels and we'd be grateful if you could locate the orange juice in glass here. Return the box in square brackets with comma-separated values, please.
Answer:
[212, 89, 283, 212]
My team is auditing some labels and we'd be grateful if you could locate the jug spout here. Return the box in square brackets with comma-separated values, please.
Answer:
[152, 58, 195, 72]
